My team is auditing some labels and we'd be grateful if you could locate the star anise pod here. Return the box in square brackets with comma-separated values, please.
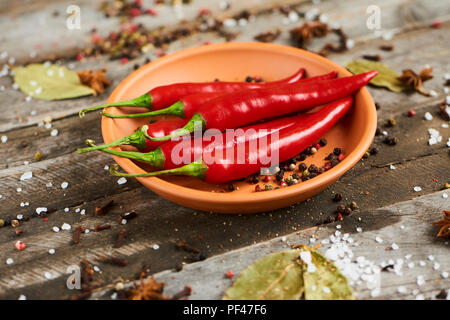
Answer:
[397, 67, 433, 96]
[254, 29, 281, 43]
[434, 209, 450, 238]
[77, 68, 111, 95]
[290, 22, 329, 48]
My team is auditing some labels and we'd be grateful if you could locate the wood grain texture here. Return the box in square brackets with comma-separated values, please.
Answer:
[0, 0, 449, 300]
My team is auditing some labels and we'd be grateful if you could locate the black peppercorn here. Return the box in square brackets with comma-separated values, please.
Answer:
[333, 148, 341, 156]
[375, 127, 382, 136]
[275, 170, 285, 182]
[384, 136, 398, 145]
[298, 163, 307, 171]
[343, 207, 352, 216]
[333, 193, 343, 202]
[319, 138, 327, 146]
[228, 184, 236, 191]
[249, 175, 259, 184]
[298, 153, 307, 161]
[369, 146, 379, 155]
[291, 173, 300, 180]
[325, 153, 334, 160]
[331, 159, 339, 167]
[336, 204, 346, 213]
[245, 76, 254, 82]
[309, 172, 317, 178]
[308, 164, 318, 173]
[301, 176, 310, 182]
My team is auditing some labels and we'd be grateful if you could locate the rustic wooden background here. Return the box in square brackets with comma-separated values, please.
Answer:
[0, 0, 449, 300]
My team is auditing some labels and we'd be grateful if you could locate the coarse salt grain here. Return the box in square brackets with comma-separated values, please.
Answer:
[419, 260, 426, 266]
[375, 237, 383, 243]
[104, 165, 109, 170]
[61, 181, 69, 189]
[153, 244, 160, 250]
[44, 272, 52, 279]
[413, 186, 422, 192]
[442, 272, 449, 279]
[121, 219, 127, 225]
[391, 243, 399, 250]
[46, 182, 53, 187]
[356, 227, 362, 233]
[416, 294, 425, 300]
[36, 207, 47, 215]
[61, 223, 71, 231]
[117, 177, 127, 185]
[397, 286, 407, 294]
[20, 171, 33, 181]
[424, 112, 433, 120]
[443, 193, 449, 199]
[417, 275, 425, 286]
[17, 187, 22, 192]
[428, 255, 434, 261]
[6, 258, 13, 265]
[18, 294, 26, 300]
[281, 236, 287, 242]
[408, 262, 414, 268]
[1, 135, 7, 143]
[80, 209, 86, 215]
[389, 165, 396, 170]
[64, 207, 69, 212]
[50, 129, 58, 136]
[433, 262, 440, 270]
[52, 226, 60, 233]
[48, 249, 55, 255]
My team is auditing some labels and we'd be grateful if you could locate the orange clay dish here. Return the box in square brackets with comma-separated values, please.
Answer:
[99, 42, 377, 214]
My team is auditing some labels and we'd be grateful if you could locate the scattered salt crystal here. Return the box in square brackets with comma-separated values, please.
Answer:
[322, 287, 331, 294]
[64, 207, 69, 212]
[20, 171, 33, 181]
[443, 193, 449, 199]
[47, 69, 54, 77]
[370, 288, 380, 298]
[93, 266, 101, 272]
[416, 294, 425, 300]
[356, 227, 362, 233]
[400, 225, 405, 230]
[111, 292, 118, 300]
[61, 181, 68, 189]
[424, 112, 433, 120]
[48, 249, 55, 255]
[346, 39, 355, 49]
[46, 182, 53, 188]
[121, 219, 127, 225]
[382, 130, 388, 136]
[52, 226, 60, 233]
[389, 164, 396, 170]
[375, 236, 383, 243]
[281, 236, 287, 242]
[429, 89, 438, 97]
[391, 243, 399, 250]
[36, 207, 47, 215]
[75, 208, 80, 213]
[80, 209, 86, 215]
[44, 272, 52, 279]
[397, 286, 407, 294]
[416, 275, 425, 286]
[405, 254, 412, 260]
[17, 187, 22, 193]
[408, 262, 414, 269]
[17, 214, 24, 220]
[61, 223, 71, 231]
[419, 261, 426, 267]
[442, 123, 449, 128]
[428, 255, 434, 261]
[6, 258, 14, 265]
[85, 229, 90, 234]
[50, 129, 58, 136]
[223, 19, 237, 28]
[1, 135, 8, 143]
[45, 123, 52, 129]
[288, 11, 299, 22]
[433, 262, 440, 270]
[104, 165, 109, 170]
[12, 83, 19, 90]
[18, 294, 26, 300]
[117, 177, 127, 185]
[152, 244, 160, 250]
[413, 186, 422, 192]
[336, 225, 342, 230]
[442, 272, 449, 279]
[25, 96, 32, 102]
[35, 87, 42, 94]
[219, 1, 229, 10]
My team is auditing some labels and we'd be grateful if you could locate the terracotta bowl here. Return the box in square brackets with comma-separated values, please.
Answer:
[102, 42, 376, 214]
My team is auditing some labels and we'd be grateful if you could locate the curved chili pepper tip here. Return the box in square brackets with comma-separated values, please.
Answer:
[78, 92, 153, 118]
[145, 113, 206, 141]
[76, 128, 148, 154]
[109, 161, 208, 179]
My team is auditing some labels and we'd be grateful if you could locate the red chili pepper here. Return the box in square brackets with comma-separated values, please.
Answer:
[101, 71, 338, 119]
[78, 68, 305, 117]
[80, 112, 309, 165]
[107, 97, 353, 183]
[147, 71, 377, 142]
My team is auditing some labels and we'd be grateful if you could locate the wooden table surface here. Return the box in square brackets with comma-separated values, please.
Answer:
[0, 0, 449, 300]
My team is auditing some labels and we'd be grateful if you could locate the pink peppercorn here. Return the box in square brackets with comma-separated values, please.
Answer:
[129, 8, 142, 17]
[338, 154, 345, 161]
[146, 8, 159, 16]
[76, 53, 84, 61]
[225, 270, 234, 279]
[408, 109, 416, 117]
[254, 185, 262, 192]
[121, 57, 129, 64]
[263, 175, 271, 183]
[15, 240, 26, 251]
[432, 20, 442, 28]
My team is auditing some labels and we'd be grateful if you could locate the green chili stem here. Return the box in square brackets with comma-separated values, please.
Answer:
[78, 92, 152, 118]
[109, 162, 208, 180]
[145, 113, 206, 142]
[76, 128, 147, 154]
[102, 100, 185, 119]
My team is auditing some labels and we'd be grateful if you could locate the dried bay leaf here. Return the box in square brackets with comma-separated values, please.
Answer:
[346, 60, 408, 92]
[223, 249, 304, 300]
[14, 63, 95, 100]
[299, 247, 354, 300]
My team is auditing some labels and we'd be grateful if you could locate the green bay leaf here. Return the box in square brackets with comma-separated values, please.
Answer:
[346, 60, 408, 92]
[299, 247, 354, 300]
[223, 249, 303, 300]
[13, 63, 95, 100]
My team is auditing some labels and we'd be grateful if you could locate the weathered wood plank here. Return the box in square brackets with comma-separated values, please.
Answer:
[89, 190, 449, 300]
